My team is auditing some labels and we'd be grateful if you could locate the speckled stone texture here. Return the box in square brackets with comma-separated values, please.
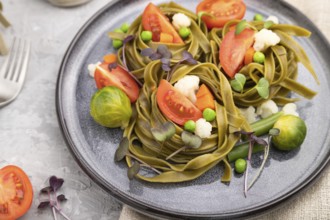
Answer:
[0, 0, 122, 219]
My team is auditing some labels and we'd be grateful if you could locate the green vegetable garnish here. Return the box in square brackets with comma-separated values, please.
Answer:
[272, 115, 307, 151]
[235, 158, 247, 174]
[184, 120, 196, 132]
[90, 86, 132, 128]
[179, 27, 191, 38]
[230, 73, 246, 92]
[253, 51, 265, 64]
[120, 23, 130, 33]
[203, 108, 216, 122]
[264, 20, 274, 29]
[253, 14, 264, 21]
[114, 28, 124, 33]
[112, 39, 123, 49]
[235, 20, 248, 35]
[255, 78, 269, 99]
[151, 121, 176, 142]
[140, 31, 152, 42]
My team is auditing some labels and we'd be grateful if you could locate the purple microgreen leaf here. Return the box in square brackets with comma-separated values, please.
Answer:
[49, 176, 64, 191]
[160, 57, 171, 71]
[57, 194, 68, 202]
[127, 162, 140, 180]
[114, 137, 129, 161]
[38, 201, 50, 209]
[122, 35, 134, 44]
[157, 45, 172, 59]
[252, 136, 267, 146]
[140, 48, 155, 57]
[234, 130, 254, 136]
[149, 53, 162, 60]
[182, 50, 193, 60]
[40, 186, 52, 193]
[108, 62, 118, 71]
[185, 58, 198, 65]
[162, 63, 171, 72]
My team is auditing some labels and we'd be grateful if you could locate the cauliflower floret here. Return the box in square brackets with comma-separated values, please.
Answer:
[239, 106, 257, 124]
[172, 13, 191, 30]
[194, 118, 212, 138]
[253, 29, 280, 52]
[282, 103, 299, 116]
[266, 15, 279, 24]
[257, 100, 279, 118]
[174, 75, 199, 103]
[88, 61, 101, 77]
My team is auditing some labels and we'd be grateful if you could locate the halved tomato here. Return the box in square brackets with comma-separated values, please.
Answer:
[219, 29, 255, 78]
[94, 63, 140, 103]
[142, 3, 184, 44]
[0, 165, 33, 220]
[197, 0, 246, 29]
[156, 79, 202, 125]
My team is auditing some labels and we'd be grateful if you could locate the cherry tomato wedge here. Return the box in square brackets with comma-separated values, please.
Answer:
[142, 3, 184, 44]
[197, 0, 246, 29]
[0, 165, 33, 220]
[219, 29, 255, 78]
[94, 63, 140, 103]
[156, 79, 202, 125]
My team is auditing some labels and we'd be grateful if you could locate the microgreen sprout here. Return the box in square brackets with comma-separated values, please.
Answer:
[235, 20, 258, 35]
[247, 128, 280, 190]
[141, 45, 172, 72]
[264, 20, 274, 29]
[120, 35, 143, 87]
[234, 130, 267, 197]
[166, 50, 197, 81]
[166, 131, 202, 161]
[197, 11, 215, 27]
[150, 121, 176, 142]
[230, 73, 246, 92]
[255, 77, 270, 99]
[141, 46, 197, 81]
[108, 62, 118, 71]
[115, 137, 162, 179]
[38, 176, 71, 220]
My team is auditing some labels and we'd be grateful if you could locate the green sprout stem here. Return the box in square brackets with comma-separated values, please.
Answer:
[166, 146, 187, 161]
[127, 153, 162, 174]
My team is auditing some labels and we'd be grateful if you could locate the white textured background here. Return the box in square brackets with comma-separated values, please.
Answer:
[0, 0, 329, 220]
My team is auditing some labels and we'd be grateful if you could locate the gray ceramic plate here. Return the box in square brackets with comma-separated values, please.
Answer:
[56, 0, 330, 219]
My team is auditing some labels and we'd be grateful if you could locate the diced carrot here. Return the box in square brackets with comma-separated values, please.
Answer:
[195, 84, 215, 111]
[244, 47, 255, 65]
[160, 33, 174, 43]
[103, 53, 117, 64]
[229, 25, 236, 31]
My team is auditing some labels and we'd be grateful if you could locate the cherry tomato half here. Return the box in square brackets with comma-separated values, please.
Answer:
[94, 64, 140, 103]
[156, 79, 202, 125]
[0, 165, 33, 220]
[142, 3, 184, 44]
[197, 0, 246, 29]
[219, 29, 255, 78]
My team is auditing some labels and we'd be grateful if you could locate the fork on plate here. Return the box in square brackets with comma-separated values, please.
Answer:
[0, 37, 30, 107]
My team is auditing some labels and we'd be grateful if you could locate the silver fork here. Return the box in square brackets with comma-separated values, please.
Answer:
[0, 37, 30, 107]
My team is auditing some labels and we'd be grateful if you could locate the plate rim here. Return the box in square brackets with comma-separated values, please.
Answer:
[55, 0, 330, 219]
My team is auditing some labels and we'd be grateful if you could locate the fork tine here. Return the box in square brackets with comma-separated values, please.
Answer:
[16, 40, 30, 83]
[13, 39, 29, 82]
[0, 37, 17, 78]
[5, 38, 21, 80]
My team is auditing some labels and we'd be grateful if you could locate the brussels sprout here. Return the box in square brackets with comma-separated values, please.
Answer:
[90, 86, 132, 128]
[271, 115, 307, 151]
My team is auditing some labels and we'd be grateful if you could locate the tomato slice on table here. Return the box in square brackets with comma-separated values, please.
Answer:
[156, 79, 202, 125]
[219, 29, 255, 78]
[0, 165, 33, 220]
[197, 0, 246, 29]
[94, 63, 140, 103]
[142, 3, 184, 44]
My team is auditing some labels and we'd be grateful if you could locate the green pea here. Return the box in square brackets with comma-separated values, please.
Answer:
[114, 28, 124, 33]
[203, 108, 216, 122]
[120, 23, 130, 33]
[253, 51, 265, 64]
[235, 158, 247, 174]
[254, 14, 264, 21]
[184, 120, 196, 132]
[112, 39, 123, 49]
[179, 27, 191, 39]
[141, 31, 153, 42]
